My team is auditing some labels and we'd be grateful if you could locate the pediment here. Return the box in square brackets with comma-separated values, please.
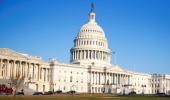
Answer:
[0, 48, 27, 58]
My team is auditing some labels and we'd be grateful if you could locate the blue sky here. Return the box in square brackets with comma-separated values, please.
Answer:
[0, 0, 170, 74]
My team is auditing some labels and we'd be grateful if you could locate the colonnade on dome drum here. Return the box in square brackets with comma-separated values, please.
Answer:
[70, 49, 111, 63]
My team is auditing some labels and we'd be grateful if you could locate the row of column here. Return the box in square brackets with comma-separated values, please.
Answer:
[71, 50, 110, 62]
[74, 39, 106, 48]
[90, 71, 130, 86]
[0, 58, 51, 82]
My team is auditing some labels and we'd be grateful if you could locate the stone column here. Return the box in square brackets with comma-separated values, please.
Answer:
[20, 61, 23, 76]
[91, 50, 93, 59]
[105, 73, 107, 84]
[7, 60, 10, 77]
[98, 72, 101, 85]
[111, 73, 113, 85]
[27, 63, 30, 78]
[77, 50, 79, 60]
[96, 72, 98, 85]
[93, 72, 95, 84]
[103, 72, 105, 85]
[120, 74, 123, 85]
[84, 50, 86, 59]
[9, 60, 13, 77]
[13, 61, 16, 77]
[116, 74, 118, 85]
[118, 74, 120, 85]
[40, 68, 42, 80]
[110, 73, 112, 84]
[113, 73, 115, 84]
[107, 73, 109, 84]
[5, 60, 7, 77]
[2, 60, 4, 77]
[78, 50, 80, 60]
[73, 50, 76, 60]
[9, 61, 12, 77]
[37, 65, 39, 80]
[100, 73, 102, 84]
[22, 62, 24, 77]
[94, 72, 96, 84]
[89, 50, 91, 59]
[128, 75, 130, 85]
[43, 68, 45, 81]
[94, 50, 96, 59]
[82, 50, 83, 60]
[76, 50, 78, 60]
[44, 68, 46, 82]
[35, 64, 37, 80]
[31, 63, 34, 79]
[72, 51, 74, 61]
[97, 51, 99, 60]
[87, 50, 89, 59]
[75, 50, 77, 60]
[74, 51, 76, 60]
[98, 51, 100, 60]
[46, 68, 48, 82]
[93, 50, 95, 59]
[80, 50, 82, 60]
[83, 50, 85, 59]
[120, 74, 122, 85]
[101, 51, 102, 60]
[109, 73, 111, 84]
[121, 74, 123, 85]
[32, 63, 35, 79]
[105, 53, 108, 61]
[16, 61, 19, 77]
[20, 61, 22, 76]
[42, 68, 44, 81]
[48, 68, 50, 82]
[96, 51, 98, 60]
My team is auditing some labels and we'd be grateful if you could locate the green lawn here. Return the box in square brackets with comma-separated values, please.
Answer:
[0, 96, 169, 100]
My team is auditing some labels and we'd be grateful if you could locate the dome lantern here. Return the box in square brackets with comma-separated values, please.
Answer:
[89, 2, 96, 23]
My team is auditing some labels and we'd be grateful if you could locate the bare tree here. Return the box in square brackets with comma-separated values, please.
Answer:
[9, 74, 25, 96]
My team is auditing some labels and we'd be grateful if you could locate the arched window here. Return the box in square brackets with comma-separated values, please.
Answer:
[81, 40, 83, 45]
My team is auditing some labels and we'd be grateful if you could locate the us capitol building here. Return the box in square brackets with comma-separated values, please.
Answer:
[0, 4, 170, 95]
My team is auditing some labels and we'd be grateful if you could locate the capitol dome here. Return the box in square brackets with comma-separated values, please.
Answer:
[78, 20, 105, 38]
[70, 3, 111, 67]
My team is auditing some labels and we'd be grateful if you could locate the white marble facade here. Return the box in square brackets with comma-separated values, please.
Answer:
[0, 4, 170, 95]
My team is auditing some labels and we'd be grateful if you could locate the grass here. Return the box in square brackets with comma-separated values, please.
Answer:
[0, 95, 169, 100]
